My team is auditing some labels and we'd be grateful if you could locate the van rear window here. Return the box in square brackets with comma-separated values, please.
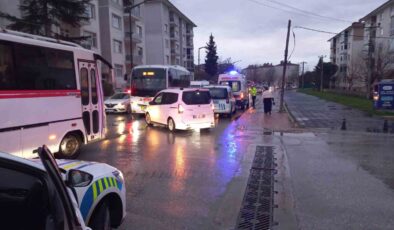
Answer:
[220, 81, 240, 92]
[208, 88, 227, 99]
[182, 91, 211, 105]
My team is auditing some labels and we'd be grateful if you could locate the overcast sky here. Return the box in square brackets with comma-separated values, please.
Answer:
[171, 0, 387, 70]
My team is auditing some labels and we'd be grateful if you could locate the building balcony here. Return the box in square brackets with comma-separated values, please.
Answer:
[126, 54, 143, 65]
[125, 32, 142, 43]
[186, 55, 194, 60]
[186, 42, 193, 48]
[171, 48, 180, 56]
[186, 30, 193, 36]
[123, 7, 142, 21]
[170, 33, 179, 41]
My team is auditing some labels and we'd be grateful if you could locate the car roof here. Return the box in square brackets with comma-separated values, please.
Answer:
[161, 88, 209, 94]
[204, 85, 231, 90]
[0, 151, 44, 171]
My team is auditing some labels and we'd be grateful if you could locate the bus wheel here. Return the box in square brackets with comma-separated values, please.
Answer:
[58, 134, 81, 159]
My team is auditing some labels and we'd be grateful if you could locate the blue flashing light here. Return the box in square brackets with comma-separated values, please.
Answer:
[229, 70, 238, 75]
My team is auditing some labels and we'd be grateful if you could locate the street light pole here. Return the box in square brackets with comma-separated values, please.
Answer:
[300, 61, 307, 88]
[197, 46, 207, 75]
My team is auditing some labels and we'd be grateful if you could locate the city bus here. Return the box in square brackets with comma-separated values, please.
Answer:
[128, 65, 192, 114]
[0, 29, 112, 159]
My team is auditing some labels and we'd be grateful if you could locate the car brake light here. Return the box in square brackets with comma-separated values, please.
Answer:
[178, 104, 185, 114]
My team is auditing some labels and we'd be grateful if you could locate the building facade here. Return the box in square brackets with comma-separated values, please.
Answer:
[144, 0, 196, 73]
[329, 22, 364, 91]
[0, 0, 195, 89]
[360, 0, 394, 83]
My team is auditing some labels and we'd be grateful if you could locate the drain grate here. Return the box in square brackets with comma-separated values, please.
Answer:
[235, 146, 277, 230]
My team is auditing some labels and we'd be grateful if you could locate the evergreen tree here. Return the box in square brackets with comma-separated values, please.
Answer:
[204, 34, 219, 79]
[0, 0, 90, 38]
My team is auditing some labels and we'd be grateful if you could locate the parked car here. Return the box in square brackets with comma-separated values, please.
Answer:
[0, 146, 126, 230]
[104, 92, 131, 113]
[145, 88, 215, 131]
[204, 85, 236, 116]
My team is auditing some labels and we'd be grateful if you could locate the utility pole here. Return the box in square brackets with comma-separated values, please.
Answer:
[125, 0, 151, 75]
[318, 55, 326, 92]
[300, 61, 307, 88]
[279, 20, 291, 113]
[366, 29, 374, 99]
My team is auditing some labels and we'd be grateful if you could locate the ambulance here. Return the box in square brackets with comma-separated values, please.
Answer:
[218, 71, 250, 110]
[0, 145, 126, 230]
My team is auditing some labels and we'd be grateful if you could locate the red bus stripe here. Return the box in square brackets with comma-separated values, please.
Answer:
[0, 90, 81, 99]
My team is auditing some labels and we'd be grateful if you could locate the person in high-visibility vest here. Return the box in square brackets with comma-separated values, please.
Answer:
[250, 85, 257, 108]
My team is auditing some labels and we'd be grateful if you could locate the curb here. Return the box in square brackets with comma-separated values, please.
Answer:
[283, 102, 301, 128]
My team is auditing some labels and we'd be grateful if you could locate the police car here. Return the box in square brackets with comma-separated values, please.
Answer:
[0, 146, 126, 230]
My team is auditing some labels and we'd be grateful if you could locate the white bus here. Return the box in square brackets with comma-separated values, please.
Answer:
[0, 29, 111, 159]
[128, 65, 192, 114]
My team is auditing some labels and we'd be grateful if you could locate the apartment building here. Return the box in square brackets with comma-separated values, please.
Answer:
[123, 0, 146, 74]
[144, 0, 196, 73]
[329, 22, 364, 90]
[360, 0, 394, 81]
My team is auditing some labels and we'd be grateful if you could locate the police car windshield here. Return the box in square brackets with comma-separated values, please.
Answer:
[209, 88, 227, 99]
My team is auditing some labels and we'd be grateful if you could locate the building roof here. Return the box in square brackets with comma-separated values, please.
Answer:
[359, 0, 394, 21]
[153, 0, 197, 27]
[327, 22, 364, 42]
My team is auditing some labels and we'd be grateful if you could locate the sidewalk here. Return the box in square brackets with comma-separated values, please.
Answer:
[285, 90, 392, 132]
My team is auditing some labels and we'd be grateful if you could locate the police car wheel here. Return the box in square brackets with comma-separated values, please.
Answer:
[89, 201, 112, 230]
[58, 134, 81, 159]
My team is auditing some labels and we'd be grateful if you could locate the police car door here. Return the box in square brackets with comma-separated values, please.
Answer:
[79, 61, 101, 142]
[38, 145, 87, 230]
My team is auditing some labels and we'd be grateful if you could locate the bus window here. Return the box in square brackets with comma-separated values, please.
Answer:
[80, 68, 89, 106]
[91, 69, 98, 105]
[0, 42, 14, 90]
[13, 43, 76, 90]
[168, 68, 191, 88]
[131, 68, 166, 97]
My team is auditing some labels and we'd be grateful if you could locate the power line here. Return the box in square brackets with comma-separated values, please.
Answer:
[263, 0, 352, 23]
[288, 29, 296, 61]
[245, 0, 334, 23]
[294, 25, 394, 39]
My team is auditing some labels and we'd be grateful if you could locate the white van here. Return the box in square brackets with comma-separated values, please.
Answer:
[145, 88, 215, 131]
[204, 85, 236, 115]
[218, 71, 249, 110]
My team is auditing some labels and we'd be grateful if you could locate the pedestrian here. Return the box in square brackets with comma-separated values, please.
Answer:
[250, 85, 257, 108]
[262, 87, 274, 115]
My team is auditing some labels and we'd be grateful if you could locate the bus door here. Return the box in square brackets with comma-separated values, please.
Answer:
[79, 61, 101, 142]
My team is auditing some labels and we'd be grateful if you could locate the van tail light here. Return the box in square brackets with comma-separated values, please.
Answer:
[178, 104, 185, 114]
[240, 92, 244, 99]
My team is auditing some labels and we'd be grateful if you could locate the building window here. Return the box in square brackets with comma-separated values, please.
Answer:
[113, 39, 122, 53]
[112, 0, 121, 5]
[83, 31, 97, 48]
[166, 55, 170, 64]
[114, 64, 123, 78]
[85, 3, 95, 19]
[176, 58, 180, 65]
[138, 47, 143, 56]
[164, 24, 168, 33]
[136, 25, 143, 37]
[112, 14, 121, 29]
[165, 39, 169, 48]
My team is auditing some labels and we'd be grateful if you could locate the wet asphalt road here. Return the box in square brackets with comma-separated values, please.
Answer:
[78, 109, 253, 229]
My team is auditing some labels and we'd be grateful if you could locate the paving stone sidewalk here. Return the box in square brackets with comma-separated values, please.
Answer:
[284, 90, 394, 132]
